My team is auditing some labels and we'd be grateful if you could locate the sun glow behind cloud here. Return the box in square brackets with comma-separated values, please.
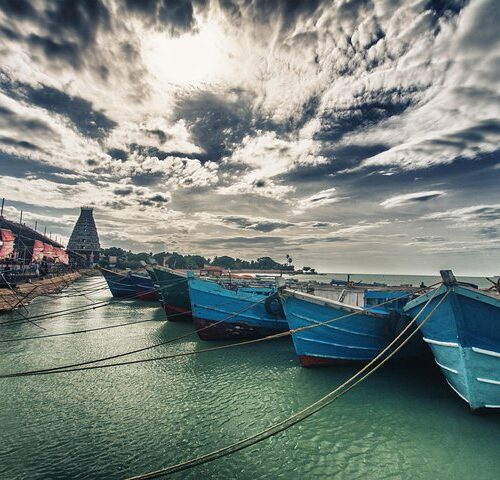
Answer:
[0, 0, 499, 275]
[141, 21, 230, 87]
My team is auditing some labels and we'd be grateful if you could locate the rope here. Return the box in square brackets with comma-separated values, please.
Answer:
[0, 277, 46, 329]
[0, 278, 186, 328]
[0, 279, 268, 343]
[0, 271, 31, 314]
[41, 280, 109, 298]
[0, 274, 87, 315]
[0, 318, 160, 344]
[0, 283, 439, 376]
[124, 288, 448, 479]
[0, 294, 269, 378]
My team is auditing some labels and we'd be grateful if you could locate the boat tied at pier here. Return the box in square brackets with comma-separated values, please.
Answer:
[404, 270, 500, 411]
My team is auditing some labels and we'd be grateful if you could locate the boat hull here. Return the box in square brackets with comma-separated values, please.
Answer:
[101, 268, 159, 301]
[282, 290, 418, 366]
[188, 277, 288, 340]
[193, 317, 286, 340]
[163, 302, 191, 319]
[129, 274, 160, 301]
[404, 284, 500, 411]
[149, 267, 191, 321]
[101, 269, 136, 298]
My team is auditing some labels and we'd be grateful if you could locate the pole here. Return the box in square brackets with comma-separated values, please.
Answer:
[44, 226, 47, 235]
[19, 210, 23, 224]
[0, 198, 4, 217]
[34, 220, 37, 232]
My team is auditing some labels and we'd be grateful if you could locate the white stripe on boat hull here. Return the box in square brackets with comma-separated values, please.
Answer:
[423, 337, 459, 348]
[435, 360, 458, 374]
[477, 377, 500, 385]
[445, 379, 470, 404]
[471, 347, 500, 358]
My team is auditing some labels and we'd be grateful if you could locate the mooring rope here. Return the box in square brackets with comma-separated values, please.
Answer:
[0, 283, 439, 377]
[0, 280, 271, 343]
[0, 277, 46, 329]
[0, 294, 270, 378]
[124, 288, 447, 480]
[0, 278, 186, 327]
[0, 318, 160, 344]
[55, 278, 101, 305]
[0, 268, 178, 320]
[42, 280, 110, 298]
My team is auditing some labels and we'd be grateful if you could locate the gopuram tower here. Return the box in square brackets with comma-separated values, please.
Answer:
[67, 206, 100, 266]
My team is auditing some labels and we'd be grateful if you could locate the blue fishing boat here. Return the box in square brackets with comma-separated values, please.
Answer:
[100, 267, 136, 298]
[281, 288, 417, 367]
[129, 272, 160, 301]
[100, 267, 158, 300]
[403, 270, 500, 412]
[187, 275, 288, 340]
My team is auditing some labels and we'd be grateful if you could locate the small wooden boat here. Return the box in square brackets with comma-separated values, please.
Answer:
[404, 270, 500, 412]
[187, 275, 288, 340]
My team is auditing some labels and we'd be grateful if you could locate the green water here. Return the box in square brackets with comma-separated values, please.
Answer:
[0, 277, 498, 479]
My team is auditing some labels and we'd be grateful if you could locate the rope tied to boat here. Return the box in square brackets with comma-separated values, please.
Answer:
[123, 287, 448, 479]
[0, 277, 187, 327]
[0, 293, 270, 378]
[0, 283, 441, 377]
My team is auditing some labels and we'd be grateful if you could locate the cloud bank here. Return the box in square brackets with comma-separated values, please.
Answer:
[0, 0, 498, 275]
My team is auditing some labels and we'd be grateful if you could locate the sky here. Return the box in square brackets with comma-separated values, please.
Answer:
[0, 0, 499, 275]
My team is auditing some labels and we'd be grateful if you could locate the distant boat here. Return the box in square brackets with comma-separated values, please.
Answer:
[404, 270, 500, 412]
[147, 266, 191, 321]
[187, 275, 288, 340]
[100, 267, 158, 301]
[281, 288, 419, 367]
[330, 278, 387, 287]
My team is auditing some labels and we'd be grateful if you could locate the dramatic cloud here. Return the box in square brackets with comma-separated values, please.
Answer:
[220, 215, 294, 233]
[423, 204, 500, 225]
[0, 0, 498, 274]
[295, 187, 344, 212]
[381, 191, 446, 209]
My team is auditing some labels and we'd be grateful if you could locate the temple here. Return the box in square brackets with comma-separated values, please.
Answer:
[67, 207, 101, 266]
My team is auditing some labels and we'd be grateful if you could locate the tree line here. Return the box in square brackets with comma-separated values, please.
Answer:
[100, 247, 296, 271]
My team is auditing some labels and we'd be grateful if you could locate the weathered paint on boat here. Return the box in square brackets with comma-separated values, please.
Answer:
[148, 266, 191, 321]
[404, 278, 500, 411]
[281, 289, 418, 367]
[188, 276, 287, 340]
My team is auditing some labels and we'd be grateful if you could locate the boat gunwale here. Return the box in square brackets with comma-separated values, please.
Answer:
[404, 284, 500, 312]
[189, 277, 274, 301]
[150, 265, 188, 278]
[282, 288, 390, 319]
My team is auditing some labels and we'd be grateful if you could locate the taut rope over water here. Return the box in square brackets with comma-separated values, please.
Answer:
[0, 294, 269, 378]
[124, 288, 447, 480]
[0, 284, 439, 378]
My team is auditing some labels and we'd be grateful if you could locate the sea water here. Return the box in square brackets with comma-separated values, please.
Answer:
[0, 276, 498, 479]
